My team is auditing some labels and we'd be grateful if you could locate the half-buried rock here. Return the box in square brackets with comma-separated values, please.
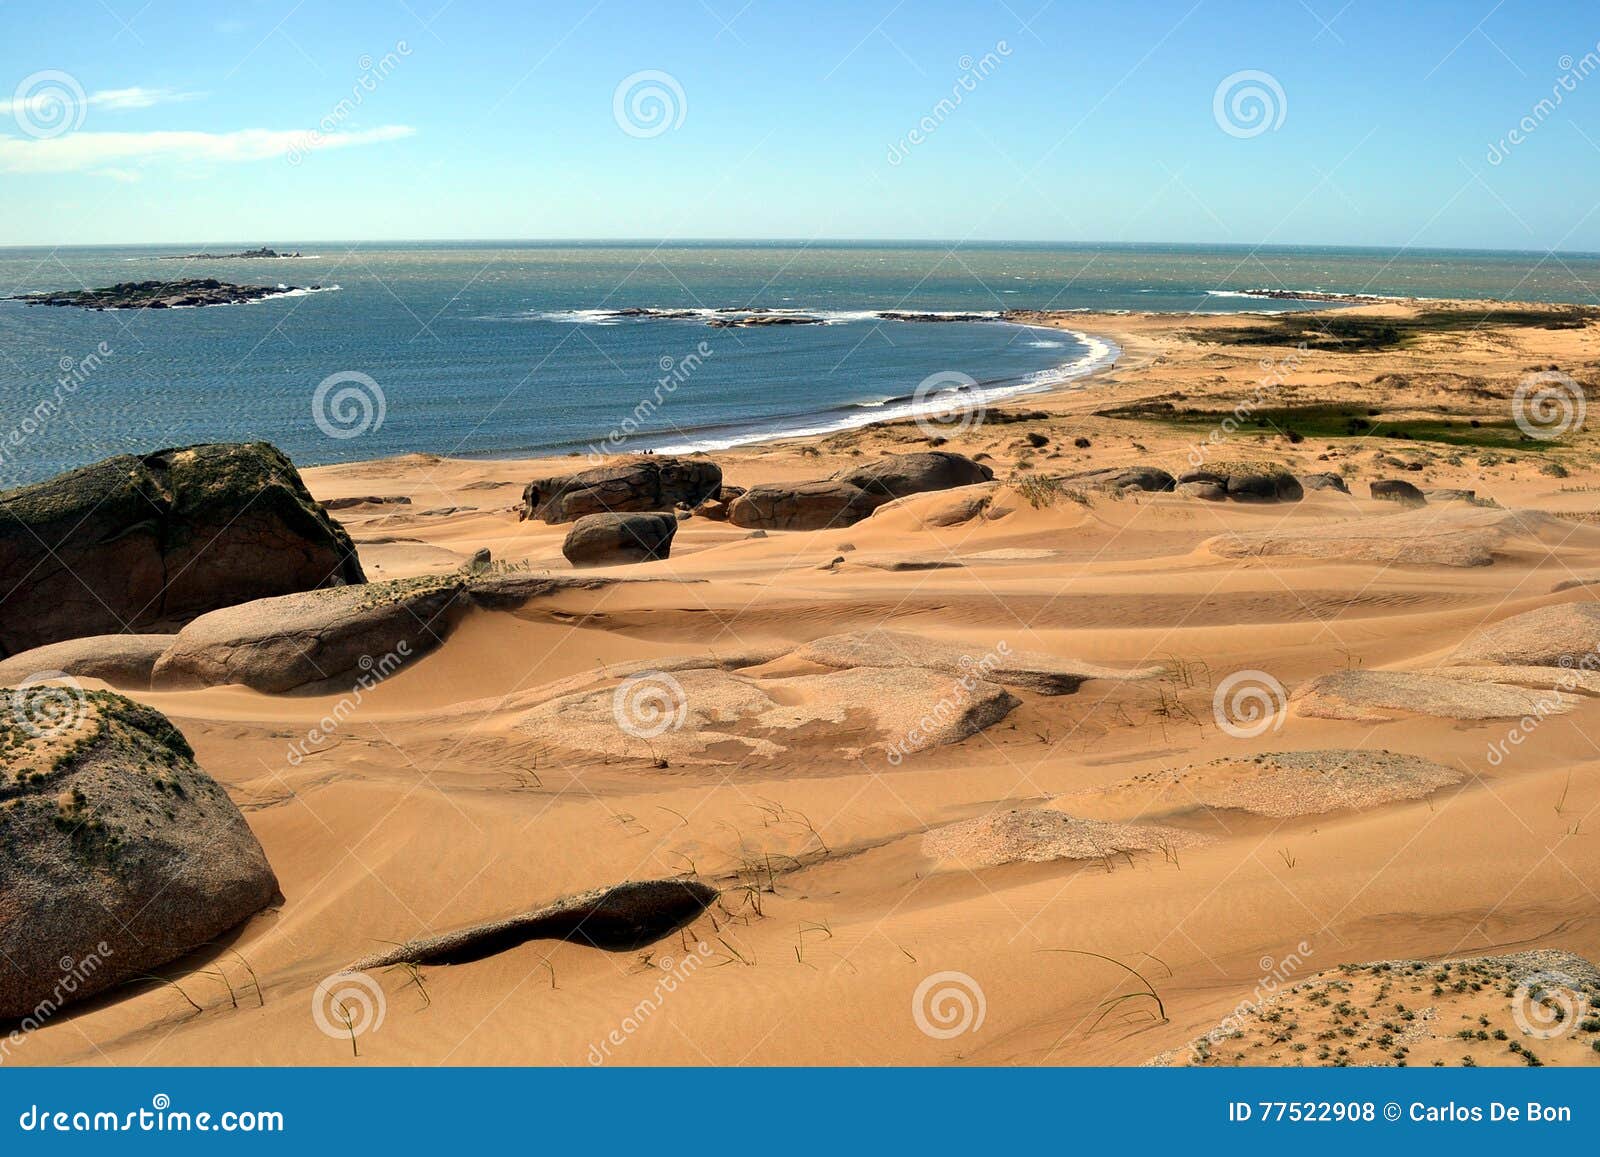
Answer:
[0, 634, 175, 690]
[727, 451, 993, 531]
[921, 809, 1205, 869]
[562, 511, 678, 567]
[0, 692, 278, 1020]
[0, 443, 365, 657]
[1291, 668, 1577, 722]
[520, 456, 721, 523]
[1449, 601, 1600, 668]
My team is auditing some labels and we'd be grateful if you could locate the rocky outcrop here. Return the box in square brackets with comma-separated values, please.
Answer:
[1177, 467, 1302, 502]
[727, 452, 993, 531]
[0, 693, 278, 1019]
[692, 485, 745, 521]
[1068, 465, 1176, 493]
[0, 443, 365, 658]
[0, 635, 175, 690]
[151, 573, 614, 693]
[1370, 479, 1426, 506]
[1205, 507, 1574, 568]
[9, 279, 308, 309]
[562, 512, 678, 567]
[1298, 472, 1350, 493]
[519, 457, 722, 523]
[1291, 668, 1576, 722]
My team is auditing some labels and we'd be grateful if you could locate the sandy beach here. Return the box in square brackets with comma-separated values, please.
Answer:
[7, 298, 1600, 1067]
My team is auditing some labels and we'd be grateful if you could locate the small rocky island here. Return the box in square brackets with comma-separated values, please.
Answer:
[9, 278, 316, 310]
[163, 246, 304, 260]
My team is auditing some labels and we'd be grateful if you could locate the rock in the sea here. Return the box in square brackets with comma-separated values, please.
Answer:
[1370, 478, 1427, 506]
[1291, 668, 1576, 722]
[1449, 601, 1600, 668]
[726, 480, 881, 531]
[9, 279, 299, 310]
[520, 457, 721, 523]
[0, 443, 365, 658]
[152, 573, 613, 693]
[0, 635, 175, 690]
[562, 512, 678, 567]
[793, 629, 1161, 694]
[0, 692, 278, 1020]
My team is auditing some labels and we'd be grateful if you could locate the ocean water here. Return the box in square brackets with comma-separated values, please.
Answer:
[2, 241, 1598, 488]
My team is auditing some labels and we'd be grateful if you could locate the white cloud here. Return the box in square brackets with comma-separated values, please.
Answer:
[0, 85, 201, 117]
[0, 125, 415, 173]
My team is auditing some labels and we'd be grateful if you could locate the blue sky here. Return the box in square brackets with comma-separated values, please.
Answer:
[1, 0, 1598, 249]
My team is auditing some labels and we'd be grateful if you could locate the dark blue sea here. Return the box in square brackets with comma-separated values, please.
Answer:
[2, 241, 1598, 487]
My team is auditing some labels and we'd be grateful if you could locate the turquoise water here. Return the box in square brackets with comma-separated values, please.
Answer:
[2, 241, 1597, 487]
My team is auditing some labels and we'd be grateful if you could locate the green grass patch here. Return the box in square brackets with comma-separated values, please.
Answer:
[1188, 307, 1597, 352]
[1098, 400, 1556, 450]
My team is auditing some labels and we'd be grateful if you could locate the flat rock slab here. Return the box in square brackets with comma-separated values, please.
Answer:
[0, 693, 278, 1019]
[0, 634, 175, 689]
[1449, 601, 1600, 668]
[1291, 668, 1576, 721]
[516, 664, 1019, 764]
[1170, 750, 1464, 818]
[921, 809, 1205, 868]
[793, 629, 1162, 695]
[1204, 507, 1581, 568]
[347, 879, 719, 968]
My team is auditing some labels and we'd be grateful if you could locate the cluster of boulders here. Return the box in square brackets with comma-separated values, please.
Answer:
[515, 452, 996, 561]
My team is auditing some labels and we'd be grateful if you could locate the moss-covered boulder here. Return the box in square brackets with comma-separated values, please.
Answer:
[0, 691, 278, 1020]
[0, 443, 365, 658]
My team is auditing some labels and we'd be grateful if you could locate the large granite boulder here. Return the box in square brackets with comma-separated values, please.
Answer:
[152, 573, 614, 693]
[520, 457, 721, 523]
[0, 444, 364, 658]
[1068, 465, 1176, 493]
[1298, 472, 1350, 494]
[1177, 468, 1302, 502]
[1371, 479, 1426, 506]
[727, 480, 882, 531]
[562, 512, 678, 567]
[831, 451, 993, 500]
[0, 692, 278, 1019]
